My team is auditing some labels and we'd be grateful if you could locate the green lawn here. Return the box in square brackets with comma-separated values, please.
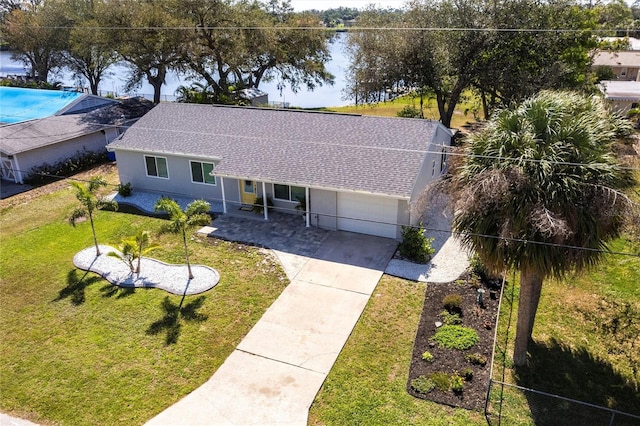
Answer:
[309, 276, 486, 426]
[324, 92, 482, 128]
[2, 153, 637, 425]
[0, 168, 288, 425]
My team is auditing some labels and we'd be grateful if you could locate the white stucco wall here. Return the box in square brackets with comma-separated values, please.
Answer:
[112, 150, 223, 203]
[18, 132, 110, 182]
[309, 188, 338, 231]
[408, 125, 452, 225]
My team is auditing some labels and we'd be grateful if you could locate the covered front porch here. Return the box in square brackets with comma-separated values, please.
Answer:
[216, 176, 311, 228]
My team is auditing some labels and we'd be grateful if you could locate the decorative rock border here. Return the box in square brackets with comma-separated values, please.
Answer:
[73, 245, 220, 295]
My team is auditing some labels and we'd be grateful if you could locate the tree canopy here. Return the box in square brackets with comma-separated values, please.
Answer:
[2, 0, 333, 103]
[450, 90, 636, 365]
[344, 0, 603, 126]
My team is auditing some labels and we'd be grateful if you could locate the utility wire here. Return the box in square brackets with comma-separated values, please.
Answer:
[5, 115, 639, 170]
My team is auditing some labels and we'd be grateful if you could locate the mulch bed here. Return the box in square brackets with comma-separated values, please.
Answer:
[407, 271, 502, 411]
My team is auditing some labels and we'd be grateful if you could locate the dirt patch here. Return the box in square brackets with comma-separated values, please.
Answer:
[0, 163, 118, 209]
[407, 271, 502, 411]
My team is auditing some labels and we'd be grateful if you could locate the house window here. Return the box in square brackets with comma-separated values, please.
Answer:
[145, 156, 168, 178]
[274, 184, 305, 201]
[190, 161, 216, 185]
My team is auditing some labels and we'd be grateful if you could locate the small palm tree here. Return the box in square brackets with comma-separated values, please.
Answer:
[451, 90, 635, 366]
[109, 238, 138, 273]
[154, 197, 211, 279]
[109, 230, 160, 274]
[69, 176, 118, 256]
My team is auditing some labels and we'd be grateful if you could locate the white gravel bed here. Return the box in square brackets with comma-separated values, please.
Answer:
[108, 191, 222, 214]
[73, 245, 220, 295]
[385, 237, 470, 283]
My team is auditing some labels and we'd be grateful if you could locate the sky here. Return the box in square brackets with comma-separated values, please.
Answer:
[290, 0, 406, 11]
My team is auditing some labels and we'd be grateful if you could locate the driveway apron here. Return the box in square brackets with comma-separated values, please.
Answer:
[145, 231, 397, 425]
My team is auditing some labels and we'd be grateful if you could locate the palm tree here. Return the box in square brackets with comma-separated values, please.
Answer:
[154, 197, 211, 280]
[451, 90, 635, 366]
[69, 176, 118, 256]
[109, 230, 160, 274]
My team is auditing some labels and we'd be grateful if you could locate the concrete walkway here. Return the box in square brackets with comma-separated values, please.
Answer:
[145, 232, 397, 425]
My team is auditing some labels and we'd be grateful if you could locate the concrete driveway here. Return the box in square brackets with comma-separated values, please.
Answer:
[145, 231, 397, 425]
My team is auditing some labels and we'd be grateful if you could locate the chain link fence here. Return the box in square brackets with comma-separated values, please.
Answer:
[485, 379, 640, 426]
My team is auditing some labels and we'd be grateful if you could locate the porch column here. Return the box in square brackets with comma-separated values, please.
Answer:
[220, 177, 227, 214]
[305, 186, 310, 228]
[262, 181, 268, 221]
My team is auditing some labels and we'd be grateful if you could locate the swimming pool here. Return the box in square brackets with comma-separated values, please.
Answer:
[0, 86, 84, 125]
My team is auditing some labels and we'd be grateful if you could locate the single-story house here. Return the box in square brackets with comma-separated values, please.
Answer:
[592, 51, 640, 81]
[107, 103, 454, 239]
[0, 94, 154, 183]
[599, 80, 640, 114]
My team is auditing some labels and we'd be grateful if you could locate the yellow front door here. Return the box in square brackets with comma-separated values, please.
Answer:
[240, 180, 257, 205]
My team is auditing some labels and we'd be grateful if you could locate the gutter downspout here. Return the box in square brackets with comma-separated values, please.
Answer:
[262, 181, 268, 221]
[305, 186, 310, 228]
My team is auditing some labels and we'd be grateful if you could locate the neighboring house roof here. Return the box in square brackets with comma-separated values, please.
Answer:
[108, 103, 451, 198]
[0, 114, 110, 156]
[57, 93, 119, 115]
[599, 80, 640, 101]
[593, 51, 640, 68]
[599, 37, 640, 50]
[0, 97, 155, 156]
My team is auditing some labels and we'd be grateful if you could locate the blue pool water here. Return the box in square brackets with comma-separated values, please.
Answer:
[0, 86, 84, 124]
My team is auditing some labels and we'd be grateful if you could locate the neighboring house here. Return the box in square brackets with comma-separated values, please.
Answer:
[0, 93, 154, 183]
[107, 103, 454, 239]
[599, 37, 640, 50]
[238, 88, 269, 106]
[592, 51, 640, 81]
[599, 80, 640, 114]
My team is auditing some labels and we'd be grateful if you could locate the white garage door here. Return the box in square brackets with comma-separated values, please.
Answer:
[336, 192, 399, 239]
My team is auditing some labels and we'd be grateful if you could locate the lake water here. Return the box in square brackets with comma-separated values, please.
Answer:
[0, 33, 353, 108]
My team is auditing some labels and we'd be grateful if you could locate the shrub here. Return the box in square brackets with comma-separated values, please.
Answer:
[429, 372, 451, 392]
[431, 325, 479, 350]
[251, 196, 273, 214]
[396, 105, 423, 118]
[442, 294, 462, 312]
[410, 376, 436, 394]
[118, 182, 132, 197]
[461, 368, 474, 381]
[24, 151, 108, 186]
[421, 351, 434, 362]
[450, 373, 465, 394]
[441, 310, 462, 325]
[398, 222, 435, 263]
[470, 253, 490, 281]
[465, 352, 488, 366]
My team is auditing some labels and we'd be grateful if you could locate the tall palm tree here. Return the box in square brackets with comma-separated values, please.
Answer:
[69, 176, 118, 256]
[451, 90, 635, 366]
[154, 197, 211, 280]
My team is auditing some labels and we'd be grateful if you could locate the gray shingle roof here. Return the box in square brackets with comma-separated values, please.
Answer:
[0, 98, 155, 156]
[108, 103, 446, 198]
[0, 114, 108, 156]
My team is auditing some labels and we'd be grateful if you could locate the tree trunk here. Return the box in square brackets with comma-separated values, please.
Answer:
[182, 230, 194, 280]
[513, 267, 544, 366]
[89, 212, 101, 256]
[89, 75, 100, 95]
